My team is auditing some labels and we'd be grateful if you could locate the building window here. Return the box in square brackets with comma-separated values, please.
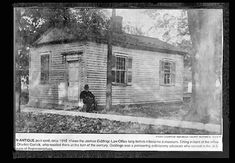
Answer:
[159, 60, 176, 86]
[40, 54, 50, 84]
[111, 54, 132, 85]
[62, 55, 66, 64]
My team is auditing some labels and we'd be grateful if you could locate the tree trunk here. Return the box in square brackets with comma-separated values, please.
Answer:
[105, 10, 115, 111]
[184, 9, 223, 124]
[15, 74, 21, 113]
[18, 76, 21, 113]
[106, 31, 112, 110]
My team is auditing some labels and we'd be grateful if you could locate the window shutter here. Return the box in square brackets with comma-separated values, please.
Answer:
[127, 57, 132, 85]
[41, 54, 49, 84]
[127, 57, 132, 69]
[62, 55, 66, 64]
[45, 55, 49, 83]
[111, 54, 116, 70]
[111, 55, 116, 83]
[111, 70, 116, 82]
[159, 60, 163, 85]
[127, 71, 132, 84]
[171, 62, 176, 85]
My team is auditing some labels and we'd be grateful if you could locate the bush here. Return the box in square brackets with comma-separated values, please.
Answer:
[20, 91, 29, 105]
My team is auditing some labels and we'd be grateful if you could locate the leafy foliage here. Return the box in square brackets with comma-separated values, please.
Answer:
[123, 21, 145, 36]
[15, 112, 215, 134]
[143, 9, 193, 67]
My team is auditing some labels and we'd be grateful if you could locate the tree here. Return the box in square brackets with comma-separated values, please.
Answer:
[184, 9, 223, 124]
[123, 21, 145, 36]
[105, 9, 116, 111]
[143, 9, 222, 124]
[143, 9, 193, 68]
[15, 8, 32, 112]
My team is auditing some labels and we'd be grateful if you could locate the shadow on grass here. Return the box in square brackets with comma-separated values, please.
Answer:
[98, 100, 192, 121]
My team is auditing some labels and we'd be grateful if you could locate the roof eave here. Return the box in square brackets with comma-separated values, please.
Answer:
[32, 38, 187, 56]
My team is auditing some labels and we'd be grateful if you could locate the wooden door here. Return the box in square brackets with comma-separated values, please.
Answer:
[67, 61, 80, 101]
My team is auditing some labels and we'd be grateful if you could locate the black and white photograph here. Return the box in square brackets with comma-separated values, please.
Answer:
[13, 3, 228, 154]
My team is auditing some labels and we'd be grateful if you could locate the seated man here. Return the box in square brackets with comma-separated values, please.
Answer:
[79, 84, 97, 112]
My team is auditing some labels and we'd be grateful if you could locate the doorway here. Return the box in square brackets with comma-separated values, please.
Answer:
[67, 61, 81, 101]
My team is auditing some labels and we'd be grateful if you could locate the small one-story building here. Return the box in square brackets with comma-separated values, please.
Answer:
[28, 16, 187, 109]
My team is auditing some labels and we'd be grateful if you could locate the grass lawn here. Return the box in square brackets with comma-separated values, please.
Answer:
[71, 98, 219, 125]
[67, 100, 192, 122]
[97, 101, 192, 121]
[15, 112, 217, 134]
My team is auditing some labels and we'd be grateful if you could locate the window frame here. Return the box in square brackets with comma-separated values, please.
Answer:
[159, 59, 176, 86]
[111, 53, 132, 86]
[40, 52, 51, 84]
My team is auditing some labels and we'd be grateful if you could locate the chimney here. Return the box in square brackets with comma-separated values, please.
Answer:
[112, 16, 123, 33]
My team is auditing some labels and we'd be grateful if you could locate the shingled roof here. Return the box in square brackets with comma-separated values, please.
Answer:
[33, 27, 187, 56]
